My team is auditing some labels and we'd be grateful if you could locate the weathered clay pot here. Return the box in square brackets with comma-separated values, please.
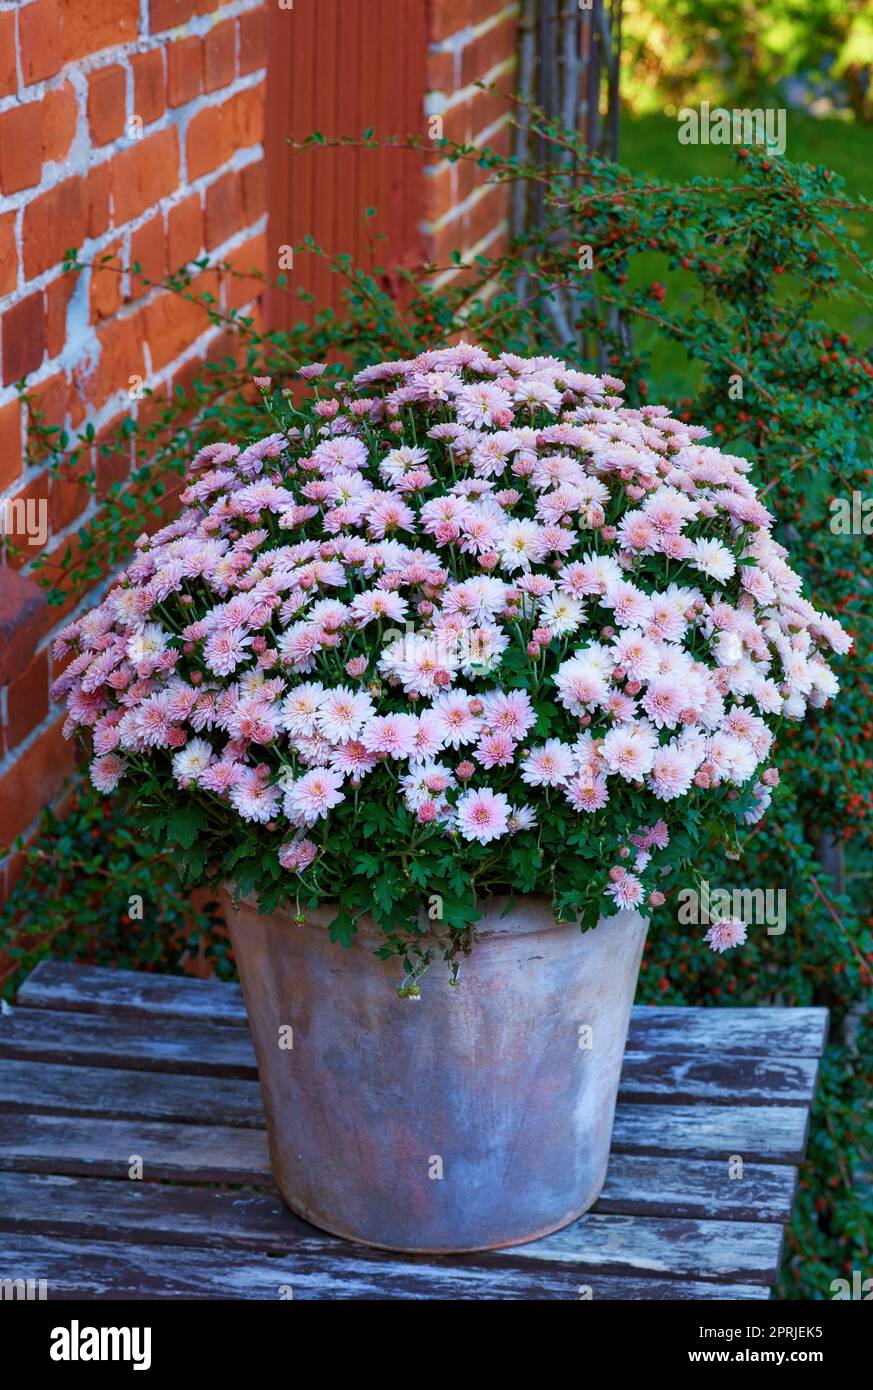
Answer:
[221, 888, 647, 1253]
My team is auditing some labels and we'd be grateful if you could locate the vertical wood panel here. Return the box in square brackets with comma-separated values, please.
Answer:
[266, 0, 428, 333]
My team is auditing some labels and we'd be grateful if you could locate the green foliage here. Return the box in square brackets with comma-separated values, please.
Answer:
[621, 0, 873, 120]
[0, 782, 231, 985]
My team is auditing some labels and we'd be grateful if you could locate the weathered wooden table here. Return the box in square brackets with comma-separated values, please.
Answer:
[0, 962, 827, 1300]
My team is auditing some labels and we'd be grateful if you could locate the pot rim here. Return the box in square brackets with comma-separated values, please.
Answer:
[222, 883, 648, 945]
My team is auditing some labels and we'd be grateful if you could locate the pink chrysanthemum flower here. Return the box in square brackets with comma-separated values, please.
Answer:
[284, 767, 345, 826]
[520, 739, 575, 787]
[230, 769, 282, 824]
[315, 686, 374, 743]
[360, 714, 420, 759]
[704, 918, 748, 953]
[90, 753, 125, 792]
[605, 872, 646, 909]
[455, 787, 511, 843]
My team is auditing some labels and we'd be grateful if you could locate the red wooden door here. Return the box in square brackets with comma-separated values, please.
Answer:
[265, 0, 429, 332]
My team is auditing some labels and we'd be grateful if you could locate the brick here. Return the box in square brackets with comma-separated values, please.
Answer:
[87, 163, 112, 238]
[205, 171, 241, 249]
[427, 49, 456, 93]
[0, 568, 46, 687]
[468, 181, 505, 247]
[111, 128, 179, 224]
[42, 81, 78, 163]
[469, 84, 509, 137]
[429, 0, 472, 43]
[75, 310, 146, 405]
[2, 293, 45, 385]
[19, 1, 64, 86]
[130, 216, 167, 297]
[5, 649, 49, 751]
[149, 0, 196, 32]
[223, 232, 265, 312]
[49, 453, 90, 532]
[45, 271, 80, 356]
[240, 160, 266, 221]
[0, 717, 76, 847]
[441, 85, 508, 147]
[238, 8, 266, 74]
[204, 19, 236, 92]
[442, 97, 472, 147]
[26, 371, 72, 450]
[2, 471, 49, 570]
[0, 102, 43, 194]
[167, 35, 202, 107]
[62, 0, 139, 64]
[89, 243, 123, 322]
[95, 415, 133, 498]
[0, 11, 16, 97]
[185, 104, 222, 180]
[187, 82, 264, 179]
[131, 49, 165, 126]
[167, 193, 203, 270]
[423, 163, 454, 223]
[88, 64, 126, 146]
[142, 274, 214, 371]
[0, 213, 16, 297]
[0, 397, 22, 491]
[473, 0, 509, 22]
[22, 178, 89, 279]
[461, 14, 517, 86]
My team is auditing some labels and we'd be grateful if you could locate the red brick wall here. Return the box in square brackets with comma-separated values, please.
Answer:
[266, 0, 517, 327]
[0, 0, 514, 894]
[0, 0, 267, 886]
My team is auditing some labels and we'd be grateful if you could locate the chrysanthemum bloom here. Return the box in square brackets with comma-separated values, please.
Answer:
[455, 787, 511, 842]
[284, 767, 345, 826]
[704, 917, 748, 953]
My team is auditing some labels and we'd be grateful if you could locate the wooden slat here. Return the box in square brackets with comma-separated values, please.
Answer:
[17, 962, 247, 1026]
[0, 1113, 271, 1185]
[0, 1171, 781, 1284]
[15, 963, 829, 1056]
[0, 1006, 257, 1076]
[515, 1212, 782, 1284]
[612, 1104, 810, 1164]
[629, 1005, 828, 1057]
[0, 1050, 818, 1129]
[0, 1100, 807, 1188]
[597, 1153, 796, 1224]
[0, 1060, 264, 1128]
[619, 1051, 819, 1107]
[0, 1232, 770, 1300]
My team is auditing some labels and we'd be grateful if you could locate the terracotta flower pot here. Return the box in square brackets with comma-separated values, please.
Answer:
[221, 887, 647, 1253]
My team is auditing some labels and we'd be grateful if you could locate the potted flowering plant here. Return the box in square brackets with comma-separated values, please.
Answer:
[54, 346, 850, 1252]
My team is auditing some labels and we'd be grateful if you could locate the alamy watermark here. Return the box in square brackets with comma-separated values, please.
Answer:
[829, 492, 873, 535]
[0, 497, 47, 547]
[678, 102, 786, 157]
[677, 878, 786, 936]
[1, 1276, 47, 1299]
[50, 1321, 152, 1370]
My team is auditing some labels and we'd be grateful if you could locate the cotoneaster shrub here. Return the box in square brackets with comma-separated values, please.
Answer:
[53, 348, 849, 983]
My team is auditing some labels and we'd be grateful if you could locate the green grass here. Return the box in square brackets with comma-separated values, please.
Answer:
[609, 111, 873, 393]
